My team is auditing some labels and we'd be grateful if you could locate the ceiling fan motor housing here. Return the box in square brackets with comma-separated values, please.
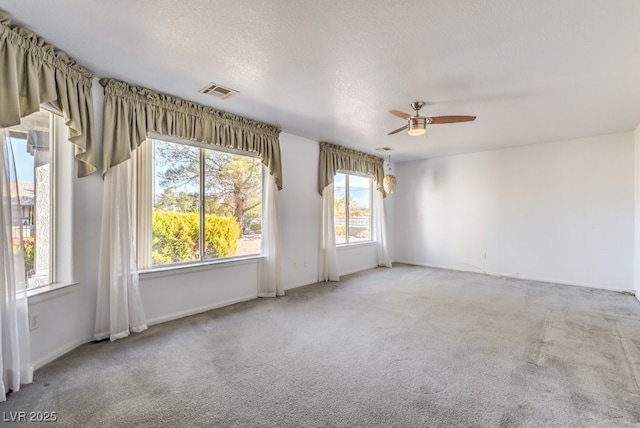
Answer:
[408, 117, 428, 136]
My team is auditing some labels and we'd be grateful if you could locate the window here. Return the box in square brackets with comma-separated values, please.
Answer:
[334, 172, 372, 244]
[1, 109, 73, 290]
[142, 138, 263, 268]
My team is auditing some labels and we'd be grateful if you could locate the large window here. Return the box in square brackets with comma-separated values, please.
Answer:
[0, 109, 69, 290]
[334, 172, 372, 245]
[145, 139, 262, 267]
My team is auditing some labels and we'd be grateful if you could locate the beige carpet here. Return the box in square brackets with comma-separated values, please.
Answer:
[3, 265, 640, 427]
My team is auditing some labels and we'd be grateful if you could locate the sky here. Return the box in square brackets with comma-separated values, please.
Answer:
[335, 172, 371, 208]
[9, 137, 35, 183]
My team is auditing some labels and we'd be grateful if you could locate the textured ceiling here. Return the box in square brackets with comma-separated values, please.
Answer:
[2, 0, 640, 162]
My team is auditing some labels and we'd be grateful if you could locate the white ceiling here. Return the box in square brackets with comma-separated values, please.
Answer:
[2, 0, 640, 162]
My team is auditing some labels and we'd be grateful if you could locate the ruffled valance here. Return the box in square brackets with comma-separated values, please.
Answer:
[319, 142, 385, 196]
[0, 11, 97, 177]
[101, 79, 283, 189]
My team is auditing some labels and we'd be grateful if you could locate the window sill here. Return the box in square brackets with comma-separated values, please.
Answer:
[139, 255, 262, 279]
[25, 281, 79, 302]
[336, 241, 377, 249]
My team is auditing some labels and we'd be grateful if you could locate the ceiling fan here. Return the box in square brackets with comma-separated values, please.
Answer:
[388, 101, 476, 136]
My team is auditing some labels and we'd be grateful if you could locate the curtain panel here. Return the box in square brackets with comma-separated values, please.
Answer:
[100, 79, 283, 189]
[319, 185, 339, 281]
[94, 160, 147, 341]
[318, 141, 385, 196]
[0, 11, 97, 177]
[0, 130, 33, 401]
[258, 166, 284, 297]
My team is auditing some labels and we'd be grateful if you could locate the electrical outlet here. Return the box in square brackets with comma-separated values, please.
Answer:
[29, 313, 40, 330]
[303, 261, 308, 268]
[482, 252, 487, 260]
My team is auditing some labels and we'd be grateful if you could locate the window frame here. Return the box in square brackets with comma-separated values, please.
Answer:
[2, 109, 76, 292]
[334, 171, 373, 246]
[139, 136, 264, 271]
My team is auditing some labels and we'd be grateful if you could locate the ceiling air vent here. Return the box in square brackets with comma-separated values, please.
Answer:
[198, 83, 239, 99]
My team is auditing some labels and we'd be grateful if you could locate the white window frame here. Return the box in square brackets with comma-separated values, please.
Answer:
[3, 109, 76, 294]
[136, 135, 264, 271]
[334, 171, 373, 246]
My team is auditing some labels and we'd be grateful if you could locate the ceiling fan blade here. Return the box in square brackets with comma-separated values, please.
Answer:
[429, 115, 476, 124]
[389, 109, 412, 120]
[387, 125, 408, 135]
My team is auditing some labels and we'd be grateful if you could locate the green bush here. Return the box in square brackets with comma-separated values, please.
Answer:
[23, 237, 34, 275]
[152, 211, 241, 265]
[204, 213, 241, 258]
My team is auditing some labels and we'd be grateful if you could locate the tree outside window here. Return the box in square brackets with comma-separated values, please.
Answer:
[151, 139, 262, 266]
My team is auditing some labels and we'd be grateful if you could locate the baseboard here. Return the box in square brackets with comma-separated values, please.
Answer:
[285, 279, 319, 290]
[339, 264, 379, 277]
[33, 339, 85, 370]
[395, 260, 627, 293]
[285, 264, 380, 289]
[146, 294, 257, 326]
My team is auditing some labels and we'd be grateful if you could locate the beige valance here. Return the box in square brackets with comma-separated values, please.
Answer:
[101, 79, 283, 189]
[319, 142, 385, 196]
[0, 11, 97, 177]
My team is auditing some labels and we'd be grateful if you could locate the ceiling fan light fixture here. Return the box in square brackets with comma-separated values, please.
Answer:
[407, 117, 427, 136]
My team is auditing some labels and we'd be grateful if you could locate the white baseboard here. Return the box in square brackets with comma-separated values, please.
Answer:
[339, 264, 379, 277]
[394, 260, 627, 293]
[146, 294, 257, 326]
[285, 279, 319, 290]
[33, 339, 85, 370]
[285, 264, 380, 290]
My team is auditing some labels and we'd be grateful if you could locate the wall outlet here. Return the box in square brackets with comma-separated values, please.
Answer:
[29, 312, 40, 330]
[303, 261, 308, 268]
[482, 252, 487, 260]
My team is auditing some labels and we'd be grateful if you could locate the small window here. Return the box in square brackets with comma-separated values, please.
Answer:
[1, 109, 64, 290]
[142, 138, 263, 268]
[334, 172, 372, 245]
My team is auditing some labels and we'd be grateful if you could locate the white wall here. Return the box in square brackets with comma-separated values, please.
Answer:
[395, 133, 635, 291]
[26, 102, 384, 367]
[27, 83, 105, 368]
[140, 260, 259, 325]
[278, 133, 322, 289]
[634, 124, 640, 299]
[28, 159, 105, 368]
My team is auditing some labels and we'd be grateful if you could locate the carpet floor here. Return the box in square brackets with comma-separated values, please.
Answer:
[2, 265, 640, 427]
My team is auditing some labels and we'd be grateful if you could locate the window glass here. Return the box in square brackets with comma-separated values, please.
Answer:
[2, 110, 53, 288]
[150, 139, 262, 267]
[203, 149, 262, 259]
[334, 173, 347, 244]
[347, 174, 371, 243]
[334, 172, 372, 245]
[152, 140, 201, 265]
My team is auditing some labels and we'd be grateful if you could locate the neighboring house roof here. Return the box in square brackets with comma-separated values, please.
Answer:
[9, 182, 34, 207]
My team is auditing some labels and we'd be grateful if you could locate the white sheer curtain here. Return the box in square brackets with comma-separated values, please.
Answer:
[131, 142, 153, 271]
[0, 130, 33, 401]
[372, 189, 392, 268]
[319, 184, 339, 281]
[94, 159, 147, 341]
[258, 166, 283, 297]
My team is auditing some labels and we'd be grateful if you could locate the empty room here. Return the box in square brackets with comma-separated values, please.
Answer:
[0, 1, 639, 427]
